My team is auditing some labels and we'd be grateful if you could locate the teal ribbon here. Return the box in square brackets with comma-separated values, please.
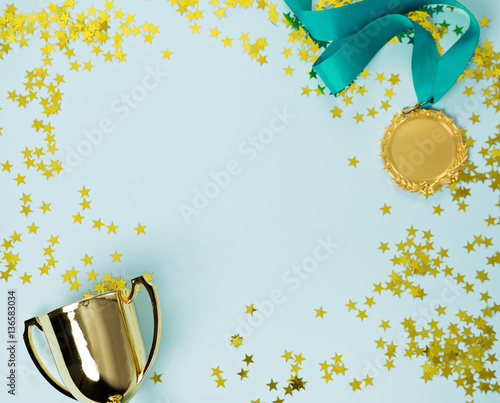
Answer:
[284, 0, 480, 106]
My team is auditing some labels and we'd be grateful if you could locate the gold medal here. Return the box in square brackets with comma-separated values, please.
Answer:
[380, 104, 468, 195]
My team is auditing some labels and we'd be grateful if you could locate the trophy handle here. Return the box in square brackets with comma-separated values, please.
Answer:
[23, 317, 76, 400]
[124, 276, 162, 384]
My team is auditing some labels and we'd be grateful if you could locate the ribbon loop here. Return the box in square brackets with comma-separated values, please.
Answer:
[285, 0, 480, 105]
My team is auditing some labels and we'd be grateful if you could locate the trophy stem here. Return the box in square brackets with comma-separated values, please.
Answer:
[108, 394, 123, 402]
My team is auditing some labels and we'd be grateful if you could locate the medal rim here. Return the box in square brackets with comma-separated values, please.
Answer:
[380, 108, 468, 195]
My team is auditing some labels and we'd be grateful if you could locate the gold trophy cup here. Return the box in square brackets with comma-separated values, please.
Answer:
[23, 276, 161, 403]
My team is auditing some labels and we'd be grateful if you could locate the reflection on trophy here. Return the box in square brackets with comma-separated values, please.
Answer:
[23, 276, 161, 403]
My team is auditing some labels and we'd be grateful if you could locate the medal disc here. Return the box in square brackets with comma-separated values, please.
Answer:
[381, 108, 468, 195]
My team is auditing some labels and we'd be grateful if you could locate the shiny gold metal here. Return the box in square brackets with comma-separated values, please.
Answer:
[381, 108, 468, 195]
[23, 276, 161, 403]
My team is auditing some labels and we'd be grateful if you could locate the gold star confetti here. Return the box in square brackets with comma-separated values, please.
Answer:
[162, 48, 173, 59]
[110, 250, 123, 262]
[380, 203, 392, 215]
[134, 223, 146, 235]
[19, 272, 32, 284]
[245, 304, 257, 315]
[237, 367, 249, 380]
[243, 354, 254, 366]
[348, 156, 359, 167]
[150, 372, 163, 384]
[230, 334, 244, 348]
[215, 376, 226, 388]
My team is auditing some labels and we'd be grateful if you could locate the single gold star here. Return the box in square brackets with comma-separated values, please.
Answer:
[72, 212, 84, 224]
[14, 173, 26, 185]
[364, 296, 376, 308]
[388, 74, 400, 86]
[283, 65, 295, 76]
[267, 379, 278, 390]
[350, 378, 362, 391]
[367, 107, 379, 118]
[245, 304, 257, 315]
[348, 156, 359, 167]
[330, 106, 342, 118]
[162, 48, 173, 59]
[190, 22, 201, 33]
[363, 374, 374, 386]
[384, 359, 395, 371]
[433, 204, 444, 215]
[106, 222, 118, 233]
[81, 254, 93, 266]
[27, 222, 39, 234]
[356, 309, 368, 321]
[380, 203, 392, 215]
[353, 112, 364, 123]
[82, 291, 93, 299]
[110, 250, 123, 262]
[150, 372, 163, 384]
[92, 218, 104, 230]
[80, 199, 91, 210]
[237, 367, 249, 380]
[211, 366, 223, 377]
[39, 264, 50, 276]
[87, 269, 99, 281]
[20, 204, 33, 216]
[230, 334, 244, 348]
[345, 299, 357, 311]
[469, 113, 480, 124]
[134, 223, 146, 235]
[315, 306, 326, 318]
[282, 350, 293, 361]
[282, 47, 292, 57]
[215, 376, 226, 388]
[243, 354, 254, 366]
[1, 160, 13, 172]
[379, 319, 391, 331]
[479, 16, 491, 27]
[20, 193, 31, 204]
[79, 186, 90, 198]
[222, 36, 232, 47]
[209, 27, 220, 38]
[378, 242, 389, 253]
[39, 202, 51, 213]
[69, 280, 81, 291]
[294, 353, 305, 365]
[380, 100, 391, 111]
[20, 272, 32, 284]
[384, 87, 395, 98]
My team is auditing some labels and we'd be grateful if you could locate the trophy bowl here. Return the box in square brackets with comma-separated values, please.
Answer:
[23, 276, 161, 403]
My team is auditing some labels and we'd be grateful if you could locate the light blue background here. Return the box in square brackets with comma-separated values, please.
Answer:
[0, 0, 499, 402]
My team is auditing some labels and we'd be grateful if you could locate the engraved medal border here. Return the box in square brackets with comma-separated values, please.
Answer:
[380, 108, 468, 195]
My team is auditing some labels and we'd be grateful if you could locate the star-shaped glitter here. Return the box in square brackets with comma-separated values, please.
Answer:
[245, 304, 257, 315]
[150, 372, 163, 384]
[380, 204, 392, 215]
[348, 156, 359, 167]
